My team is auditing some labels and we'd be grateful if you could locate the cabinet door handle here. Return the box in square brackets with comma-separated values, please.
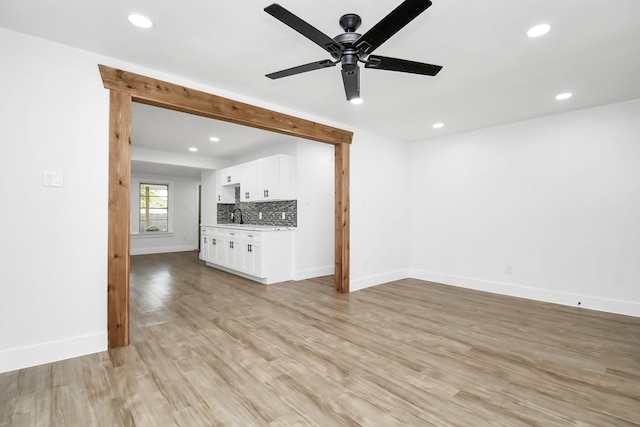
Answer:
[204, 237, 207, 243]
[227, 176, 231, 183]
[265, 189, 269, 198]
[245, 192, 250, 199]
[247, 244, 252, 253]
[229, 242, 233, 249]
[212, 239, 216, 245]
[217, 195, 221, 201]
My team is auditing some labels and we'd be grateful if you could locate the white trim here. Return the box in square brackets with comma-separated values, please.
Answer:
[130, 245, 197, 256]
[409, 269, 640, 318]
[293, 265, 334, 281]
[0, 332, 107, 374]
[350, 269, 410, 292]
[130, 232, 175, 239]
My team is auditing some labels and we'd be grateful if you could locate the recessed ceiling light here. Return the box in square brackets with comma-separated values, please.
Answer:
[433, 122, 444, 129]
[128, 13, 153, 29]
[527, 24, 550, 38]
[209, 136, 220, 142]
[350, 97, 364, 105]
[189, 147, 198, 152]
[555, 92, 572, 100]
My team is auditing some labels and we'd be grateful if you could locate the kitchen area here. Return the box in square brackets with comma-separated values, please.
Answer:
[200, 153, 298, 284]
[130, 102, 335, 286]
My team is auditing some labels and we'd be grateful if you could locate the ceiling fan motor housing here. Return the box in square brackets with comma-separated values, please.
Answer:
[339, 14, 361, 32]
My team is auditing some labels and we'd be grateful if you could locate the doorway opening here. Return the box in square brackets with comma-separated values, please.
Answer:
[100, 65, 352, 348]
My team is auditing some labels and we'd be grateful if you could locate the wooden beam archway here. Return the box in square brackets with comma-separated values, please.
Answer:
[100, 65, 352, 348]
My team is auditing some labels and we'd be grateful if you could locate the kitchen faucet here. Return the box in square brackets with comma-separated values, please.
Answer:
[231, 207, 243, 224]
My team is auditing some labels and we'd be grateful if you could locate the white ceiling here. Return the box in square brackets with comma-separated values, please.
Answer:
[131, 102, 298, 158]
[2, 0, 640, 160]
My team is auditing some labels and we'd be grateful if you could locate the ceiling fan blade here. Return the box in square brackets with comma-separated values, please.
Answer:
[355, 0, 432, 55]
[266, 59, 336, 79]
[265, 4, 344, 58]
[365, 55, 442, 76]
[341, 66, 360, 101]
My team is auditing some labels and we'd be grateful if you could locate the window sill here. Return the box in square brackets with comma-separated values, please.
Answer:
[130, 232, 174, 239]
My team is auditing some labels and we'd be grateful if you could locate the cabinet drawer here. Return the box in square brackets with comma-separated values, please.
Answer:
[242, 231, 262, 243]
[225, 230, 241, 239]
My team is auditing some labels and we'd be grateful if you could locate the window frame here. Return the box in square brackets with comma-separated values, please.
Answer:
[130, 178, 174, 236]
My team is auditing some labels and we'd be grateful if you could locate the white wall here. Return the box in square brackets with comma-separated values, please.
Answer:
[350, 130, 411, 291]
[409, 99, 640, 316]
[293, 140, 335, 280]
[0, 29, 109, 372]
[200, 170, 218, 227]
[130, 173, 200, 255]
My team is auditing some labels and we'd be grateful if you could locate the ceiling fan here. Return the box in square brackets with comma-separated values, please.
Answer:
[264, 0, 443, 102]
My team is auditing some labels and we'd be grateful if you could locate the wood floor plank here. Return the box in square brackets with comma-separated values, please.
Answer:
[2, 251, 639, 426]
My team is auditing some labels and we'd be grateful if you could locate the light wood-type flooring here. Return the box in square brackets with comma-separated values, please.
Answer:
[2, 251, 640, 426]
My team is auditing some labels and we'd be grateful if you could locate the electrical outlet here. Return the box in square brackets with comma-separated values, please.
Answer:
[281, 212, 286, 220]
[505, 264, 513, 275]
[259, 212, 262, 220]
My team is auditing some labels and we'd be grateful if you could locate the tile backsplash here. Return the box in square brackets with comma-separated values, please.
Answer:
[217, 187, 297, 227]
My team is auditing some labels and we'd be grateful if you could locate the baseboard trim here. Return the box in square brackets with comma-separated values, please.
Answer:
[409, 269, 640, 318]
[293, 266, 334, 281]
[130, 245, 197, 256]
[0, 332, 107, 374]
[351, 269, 409, 292]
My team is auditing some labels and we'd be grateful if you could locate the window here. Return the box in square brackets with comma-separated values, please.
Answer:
[139, 183, 169, 232]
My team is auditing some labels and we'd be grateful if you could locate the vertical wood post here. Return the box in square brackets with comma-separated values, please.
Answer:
[335, 143, 350, 293]
[108, 90, 132, 348]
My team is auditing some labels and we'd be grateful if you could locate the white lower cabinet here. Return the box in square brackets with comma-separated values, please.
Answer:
[201, 226, 294, 284]
[224, 230, 243, 271]
[242, 232, 263, 278]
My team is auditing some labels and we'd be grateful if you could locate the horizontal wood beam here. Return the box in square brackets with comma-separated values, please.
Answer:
[98, 64, 353, 146]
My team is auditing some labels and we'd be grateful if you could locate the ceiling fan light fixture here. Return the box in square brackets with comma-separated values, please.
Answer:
[128, 13, 153, 29]
[433, 122, 444, 129]
[527, 24, 550, 38]
[555, 92, 572, 100]
[350, 97, 364, 105]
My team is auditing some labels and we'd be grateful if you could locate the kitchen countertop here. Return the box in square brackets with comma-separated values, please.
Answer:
[204, 224, 295, 231]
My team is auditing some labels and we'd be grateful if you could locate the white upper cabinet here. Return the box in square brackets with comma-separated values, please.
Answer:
[218, 154, 295, 204]
[240, 161, 258, 202]
[220, 167, 241, 186]
[238, 154, 295, 202]
[217, 166, 240, 203]
[253, 154, 295, 202]
[258, 155, 286, 201]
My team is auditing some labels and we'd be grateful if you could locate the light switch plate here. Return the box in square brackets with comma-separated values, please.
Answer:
[43, 171, 64, 187]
